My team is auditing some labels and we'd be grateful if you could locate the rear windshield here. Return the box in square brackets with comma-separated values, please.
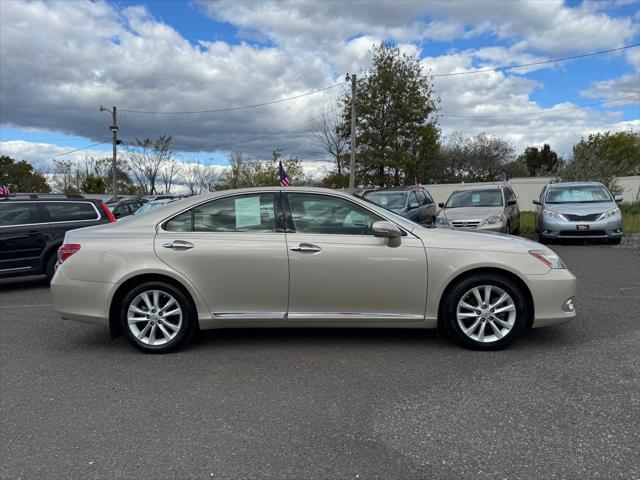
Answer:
[445, 190, 503, 208]
[546, 185, 611, 203]
[362, 191, 407, 209]
[0, 202, 43, 226]
[43, 202, 99, 222]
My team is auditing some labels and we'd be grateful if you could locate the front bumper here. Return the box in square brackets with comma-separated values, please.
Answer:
[539, 216, 623, 240]
[525, 268, 577, 328]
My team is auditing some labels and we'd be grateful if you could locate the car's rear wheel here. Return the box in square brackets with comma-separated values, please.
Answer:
[44, 253, 57, 281]
[120, 281, 194, 353]
[443, 274, 528, 350]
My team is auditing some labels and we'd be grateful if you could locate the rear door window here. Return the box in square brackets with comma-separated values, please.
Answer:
[0, 202, 43, 226]
[43, 202, 99, 222]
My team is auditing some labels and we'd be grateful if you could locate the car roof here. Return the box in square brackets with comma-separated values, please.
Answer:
[452, 184, 505, 192]
[547, 181, 604, 188]
[0, 195, 100, 203]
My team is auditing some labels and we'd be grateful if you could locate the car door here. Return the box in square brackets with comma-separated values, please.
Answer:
[422, 189, 437, 224]
[154, 192, 289, 321]
[0, 201, 50, 276]
[284, 192, 428, 323]
[405, 190, 422, 223]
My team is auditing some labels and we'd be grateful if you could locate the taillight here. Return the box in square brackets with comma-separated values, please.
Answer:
[58, 244, 81, 263]
[100, 200, 116, 223]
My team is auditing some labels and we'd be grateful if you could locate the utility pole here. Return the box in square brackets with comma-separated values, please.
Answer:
[346, 73, 357, 192]
[100, 105, 118, 201]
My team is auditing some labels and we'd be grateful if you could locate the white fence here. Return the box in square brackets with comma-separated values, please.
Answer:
[423, 176, 640, 212]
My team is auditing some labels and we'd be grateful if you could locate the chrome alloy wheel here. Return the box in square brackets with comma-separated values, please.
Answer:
[456, 285, 516, 343]
[127, 290, 183, 346]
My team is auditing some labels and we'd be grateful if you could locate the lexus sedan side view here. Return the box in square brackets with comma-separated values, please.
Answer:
[436, 184, 520, 234]
[533, 182, 623, 244]
[51, 187, 576, 353]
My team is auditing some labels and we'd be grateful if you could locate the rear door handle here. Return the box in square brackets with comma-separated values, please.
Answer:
[162, 240, 195, 250]
[290, 243, 322, 253]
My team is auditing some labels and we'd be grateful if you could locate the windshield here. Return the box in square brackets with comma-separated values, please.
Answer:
[363, 191, 407, 209]
[135, 201, 169, 215]
[546, 185, 611, 203]
[445, 189, 503, 208]
[357, 195, 421, 231]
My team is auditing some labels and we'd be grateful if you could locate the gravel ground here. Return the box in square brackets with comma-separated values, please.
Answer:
[1, 244, 639, 480]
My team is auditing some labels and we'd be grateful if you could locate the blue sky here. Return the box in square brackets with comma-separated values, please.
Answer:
[0, 0, 638, 174]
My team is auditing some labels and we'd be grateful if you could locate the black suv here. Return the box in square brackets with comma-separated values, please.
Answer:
[0, 194, 115, 280]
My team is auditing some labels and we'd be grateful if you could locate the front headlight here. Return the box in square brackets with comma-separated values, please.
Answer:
[436, 216, 449, 226]
[483, 215, 503, 225]
[598, 207, 620, 220]
[542, 209, 568, 221]
[529, 250, 566, 269]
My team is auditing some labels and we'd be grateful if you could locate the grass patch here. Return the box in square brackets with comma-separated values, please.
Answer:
[520, 202, 640, 237]
[519, 211, 537, 234]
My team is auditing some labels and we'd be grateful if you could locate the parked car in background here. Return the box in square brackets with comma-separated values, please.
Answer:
[107, 198, 145, 219]
[0, 193, 115, 280]
[51, 187, 576, 354]
[436, 184, 520, 234]
[361, 186, 437, 225]
[533, 181, 623, 244]
[142, 194, 177, 203]
[134, 197, 180, 216]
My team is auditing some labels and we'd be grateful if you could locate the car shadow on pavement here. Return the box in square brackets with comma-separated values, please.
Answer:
[0, 275, 49, 291]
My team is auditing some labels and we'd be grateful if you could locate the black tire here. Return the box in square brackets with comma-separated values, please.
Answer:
[443, 273, 528, 350]
[120, 281, 195, 353]
[513, 220, 520, 236]
[538, 233, 553, 244]
[608, 237, 622, 245]
[44, 253, 57, 281]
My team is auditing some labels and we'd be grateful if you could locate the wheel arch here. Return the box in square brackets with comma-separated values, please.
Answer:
[437, 267, 535, 329]
[108, 273, 200, 339]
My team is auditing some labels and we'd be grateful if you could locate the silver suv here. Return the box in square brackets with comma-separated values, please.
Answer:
[533, 182, 623, 244]
[436, 185, 520, 234]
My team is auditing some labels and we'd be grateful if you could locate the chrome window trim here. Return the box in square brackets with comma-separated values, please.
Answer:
[0, 200, 100, 228]
[157, 190, 418, 238]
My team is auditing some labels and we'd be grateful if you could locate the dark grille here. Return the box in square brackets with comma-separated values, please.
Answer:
[564, 213, 601, 222]
[560, 230, 606, 237]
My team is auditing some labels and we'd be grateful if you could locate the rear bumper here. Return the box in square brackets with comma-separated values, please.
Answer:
[524, 269, 577, 328]
[50, 266, 113, 327]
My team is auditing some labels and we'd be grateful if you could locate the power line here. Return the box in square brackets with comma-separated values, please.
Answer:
[440, 94, 639, 118]
[163, 106, 341, 152]
[50, 141, 109, 159]
[427, 44, 640, 78]
[117, 43, 639, 116]
[120, 83, 345, 115]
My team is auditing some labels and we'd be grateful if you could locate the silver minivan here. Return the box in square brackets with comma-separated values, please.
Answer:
[436, 185, 520, 234]
[533, 182, 623, 244]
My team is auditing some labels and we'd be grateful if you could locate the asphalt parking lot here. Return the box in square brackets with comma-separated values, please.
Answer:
[1, 244, 639, 480]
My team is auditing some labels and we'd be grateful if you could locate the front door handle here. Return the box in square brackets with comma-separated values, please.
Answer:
[162, 240, 195, 250]
[290, 243, 322, 253]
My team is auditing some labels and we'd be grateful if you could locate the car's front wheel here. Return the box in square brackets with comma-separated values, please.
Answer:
[443, 274, 528, 350]
[120, 281, 194, 353]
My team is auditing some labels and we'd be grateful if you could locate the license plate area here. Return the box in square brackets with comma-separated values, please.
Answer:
[576, 224, 590, 231]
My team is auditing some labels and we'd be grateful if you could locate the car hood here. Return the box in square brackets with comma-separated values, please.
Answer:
[413, 226, 542, 253]
[543, 201, 613, 215]
[440, 206, 503, 220]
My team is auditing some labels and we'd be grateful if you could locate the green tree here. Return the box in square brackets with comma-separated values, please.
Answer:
[0, 156, 51, 192]
[521, 144, 560, 176]
[340, 42, 439, 187]
[564, 131, 640, 194]
[217, 149, 306, 189]
[437, 132, 515, 183]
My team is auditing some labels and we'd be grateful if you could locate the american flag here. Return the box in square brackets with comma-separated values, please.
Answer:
[0, 182, 10, 197]
[278, 161, 291, 187]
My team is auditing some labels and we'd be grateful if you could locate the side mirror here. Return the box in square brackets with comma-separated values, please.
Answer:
[408, 202, 419, 209]
[507, 199, 517, 206]
[615, 195, 623, 203]
[532, 199, 541, 205]
[438, 202, 445, 208]
[373, 221, 402, 247]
